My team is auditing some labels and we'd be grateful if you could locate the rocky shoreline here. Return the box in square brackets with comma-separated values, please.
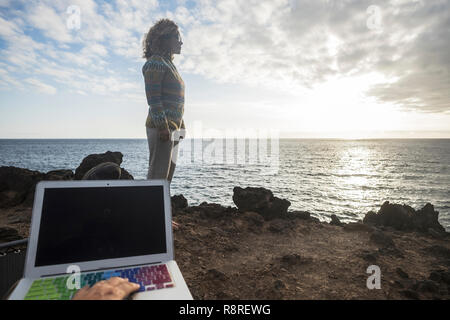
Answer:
[1, 151, 449, 299]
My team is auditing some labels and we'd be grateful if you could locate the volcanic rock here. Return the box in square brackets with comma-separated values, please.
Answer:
[44, 170, 74, 180]
[281, 254, 302, 267]
[119, 168, 134, 180]
[82, 162, 122, 180]
[232, 186, 290, 220]
[0, 167, 44, 208]
[396, 267, 409, 279]
[74, 151, 123, 180]
[363, 201, 446, 233]
[242, 211, 265, 226]
[171, 194, 188, 211]
[290, 210, 311, 220]
[330, 214, 343, 226]
[370, 230, 395, 248]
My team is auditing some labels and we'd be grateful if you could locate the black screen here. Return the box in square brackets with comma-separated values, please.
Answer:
[35, 186, 167, 267]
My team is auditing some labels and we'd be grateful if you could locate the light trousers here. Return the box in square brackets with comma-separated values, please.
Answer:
[146, 127, 180, 183]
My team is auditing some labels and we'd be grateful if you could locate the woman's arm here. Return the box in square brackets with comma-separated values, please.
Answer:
[143, 59, 170, 133]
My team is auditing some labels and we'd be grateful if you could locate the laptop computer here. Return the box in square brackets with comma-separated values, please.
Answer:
[8, 179, 193, 300]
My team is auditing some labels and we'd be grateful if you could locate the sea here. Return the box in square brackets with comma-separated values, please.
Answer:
[1, 139, 449, 230]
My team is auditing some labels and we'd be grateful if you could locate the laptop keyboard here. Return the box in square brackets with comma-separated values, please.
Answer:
[24, 264, 174, 300]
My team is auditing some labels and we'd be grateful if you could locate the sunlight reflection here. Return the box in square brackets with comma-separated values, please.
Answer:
[333, 145, 379, 204]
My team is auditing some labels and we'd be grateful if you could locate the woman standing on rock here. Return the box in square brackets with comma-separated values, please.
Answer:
[142, 19, 185, 183]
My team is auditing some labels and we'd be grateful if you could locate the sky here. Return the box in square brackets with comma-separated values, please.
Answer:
[0, 0, 449, 139]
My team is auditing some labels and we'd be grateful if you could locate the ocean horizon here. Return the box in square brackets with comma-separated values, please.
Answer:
[1, 138, 449, 230]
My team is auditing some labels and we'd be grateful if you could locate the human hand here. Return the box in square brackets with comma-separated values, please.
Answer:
[159, 128, 170, 141]
[176, 129, 186, 141]
[72, 277, 140, 300]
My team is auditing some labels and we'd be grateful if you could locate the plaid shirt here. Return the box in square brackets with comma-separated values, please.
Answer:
[142, 54, 185, 130]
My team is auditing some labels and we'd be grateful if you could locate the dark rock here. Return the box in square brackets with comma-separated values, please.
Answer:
[402, 279, 418, 289]
[268, 219, 292, 233]
[290, 210, 311, 220]
[415, 203, 445, 233]
[194, 203, 238, 219]
[223, 243, 239, 252]
[0, 153, 136, 208]
[363, 201, 446, 233]
[370, 230, 395, 248]
[82, 162, 121, 180]
[377, 246, 404, 258]
[205, 269, 227, 281]
[45, 169, 74, 180]
[359, 250, 378, 263]
[401, 290, 420, 299]
[343, 222, 373, 232]
[74, 151, 123, 180]
[232, 186, 290, 220]
[330, 214, 343, 226]
[363, 211, 377, 224]
[171, 194, 188, 210]
[232, 186, 271, 211]
[0, 227, 22, 243]
[119, 168, 134, 180]
[309, 217, 321, 223]
[417, 280, 439, 293]
[264, 197, 291, 219]
[428, 228, 445, 239]
[19, 170, 75, 205]
[0, 166, 45, 208]
[428, 271, 441, 282]
[274, 279, 286, 290]
[392, 280, 404, 289]
[364, 202, 414, 230]
[328, 272, 339, 280]
[429, 270, 450, 284]
[242, 211, 264, 226]
[215, 291, 234, 300]
[396, 267, 409, 279]
[424, 245, 450, 260]
[1, 168, 74, 207]
[281, 254, 302, 266]
[210, 227, 228, 237]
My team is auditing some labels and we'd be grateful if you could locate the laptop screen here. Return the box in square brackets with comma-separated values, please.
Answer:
[34, 185, 167, 267]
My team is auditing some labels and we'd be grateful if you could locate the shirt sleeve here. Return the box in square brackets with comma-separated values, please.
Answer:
[143, 60, 169, 131]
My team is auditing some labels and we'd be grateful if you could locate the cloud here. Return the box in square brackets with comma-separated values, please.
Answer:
[0, 15, 22, 37]
[0, 0, 156, 99]
[26, 3, 73, 43]
[25, 78, 57, 94]
[0, 0, 448, 114]
[176, 0, 449, 113]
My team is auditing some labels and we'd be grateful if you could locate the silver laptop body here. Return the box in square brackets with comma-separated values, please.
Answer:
[8, 179, 192, 300]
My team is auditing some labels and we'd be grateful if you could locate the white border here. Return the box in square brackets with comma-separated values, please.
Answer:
[24, 179, 174, 278]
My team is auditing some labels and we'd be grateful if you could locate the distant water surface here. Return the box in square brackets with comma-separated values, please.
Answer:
[0, 139, 449, 230]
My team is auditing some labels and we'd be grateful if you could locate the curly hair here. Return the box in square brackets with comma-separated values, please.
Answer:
[142, 18, 179, 60]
